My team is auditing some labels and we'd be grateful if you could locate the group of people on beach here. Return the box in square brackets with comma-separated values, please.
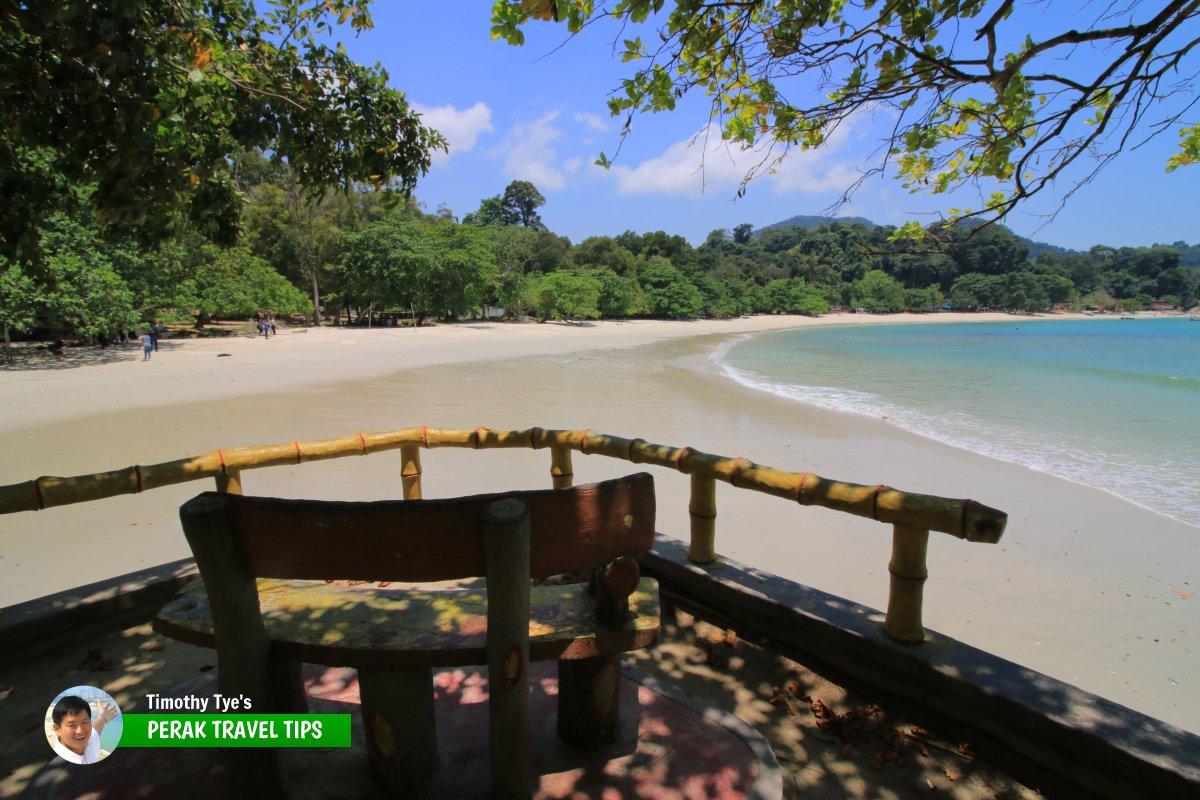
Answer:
[139, 323, 164, 361]
[258, 317, 277, 338]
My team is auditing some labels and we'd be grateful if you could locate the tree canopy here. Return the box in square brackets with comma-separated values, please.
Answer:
[1, 1, 445, 264]
[491, 1, 1199, 236]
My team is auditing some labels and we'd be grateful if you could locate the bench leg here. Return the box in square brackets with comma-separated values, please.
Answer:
[557, 655, 621, 748]
[359, 666, 438, 792]
[270, 658, 308, 712]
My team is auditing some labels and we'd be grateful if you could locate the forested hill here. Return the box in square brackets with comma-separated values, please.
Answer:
[760, 213, 1075, 260]
[757, 214, 877, 233]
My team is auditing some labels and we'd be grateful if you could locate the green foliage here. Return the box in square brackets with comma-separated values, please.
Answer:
[465, 181, 548, 230]
[492, 1, 1198, 233]
[949, 273, 1002, 310]
[338, 215, 497, 325]
[192, 246, 310, 320]
[586, 267, 643, 317]
[640, 260, 703, 319]
[0, 259, 42, 335]
[532, 270, 601, 322]
[486, 226, 538, 315]
[851, 270, 905, 313]
[762, 279, 829, 316]
[2, 1, 444, 264]
[903, 286, 945, 312]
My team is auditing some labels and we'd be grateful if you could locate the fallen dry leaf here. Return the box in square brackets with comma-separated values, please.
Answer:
[945, 767, 960, 781]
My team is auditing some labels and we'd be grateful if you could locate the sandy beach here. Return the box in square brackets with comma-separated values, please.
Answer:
[1, 311, 1196, 736]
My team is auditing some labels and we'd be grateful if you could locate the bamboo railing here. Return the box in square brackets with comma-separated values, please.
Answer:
[0, 426, 1007, 643]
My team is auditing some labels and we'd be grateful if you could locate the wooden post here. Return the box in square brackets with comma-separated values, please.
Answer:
[215, 469, 242, 495]
[688, 472, 717, 564]
[557, 656, 620, 747]
[557, 556, 637, 747]
[483, 498, 532, 798]
[885, 524, 930, 643]
[180, 496, 279, 800]
[550, 445, 573, 489]
[359, 666, 438, 793]
[400, 445, 422, 499]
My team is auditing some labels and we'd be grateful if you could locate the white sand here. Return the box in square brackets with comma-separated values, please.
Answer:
[2, 311, 1196, 734]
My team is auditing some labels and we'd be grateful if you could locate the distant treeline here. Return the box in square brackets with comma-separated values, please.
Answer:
[3, 152, 1197, 349]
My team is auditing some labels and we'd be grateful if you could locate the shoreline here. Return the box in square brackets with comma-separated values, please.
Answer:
[0, 311, 1097, 433]
[2, 310, 1197, 734]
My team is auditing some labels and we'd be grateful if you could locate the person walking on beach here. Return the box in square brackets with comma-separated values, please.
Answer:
[149, 323, 160, 352]
[141, 331, 153, 361]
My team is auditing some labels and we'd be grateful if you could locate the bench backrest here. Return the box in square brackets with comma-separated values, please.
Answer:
[177, 472, 656, 798]
[179, 472, 655, 582]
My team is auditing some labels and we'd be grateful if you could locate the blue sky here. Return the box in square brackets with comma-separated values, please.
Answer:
[338, 4, 1197, 252]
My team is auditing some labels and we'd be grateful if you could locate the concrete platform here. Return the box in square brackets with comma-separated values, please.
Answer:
[23, 661, 781, 799]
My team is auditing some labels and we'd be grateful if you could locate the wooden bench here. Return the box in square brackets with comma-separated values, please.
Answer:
[154, 473, 659, 798]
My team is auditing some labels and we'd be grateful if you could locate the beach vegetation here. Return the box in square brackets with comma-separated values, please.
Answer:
[531, 270, 602, 323]
[0, 260, 42, 362]
[762, 279, 830, 317]
[491, 1, 1199, 237]
[640, 260, 705, 319]
[2, 1, 444, 270]
[338, 214, 498, 326]
[588, 268, 645, 318]
[465, 180, 549, 231]
[191, 247, 311, 324]
[904, 287, 945, 314]
[851, 271, 906, 314]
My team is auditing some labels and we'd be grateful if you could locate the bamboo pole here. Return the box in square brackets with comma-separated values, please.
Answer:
[400, 446, 422, 500]
[215, 469, 243, 495]
[688, 472, 718, 564]
[0, 427, 1006, 543]
[550, 446, 573, 489]
[884, 524, 930, 643]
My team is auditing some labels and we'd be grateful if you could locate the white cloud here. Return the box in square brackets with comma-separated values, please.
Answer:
[572, 111, 608, 132]
[495, 111, 569, 189]
[610, 114, 868, 197]
[412, 102, 494, 162]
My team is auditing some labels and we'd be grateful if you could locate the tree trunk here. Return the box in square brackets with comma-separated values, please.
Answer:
[309, 267, 321, 327]
[2, 323, 11, 364]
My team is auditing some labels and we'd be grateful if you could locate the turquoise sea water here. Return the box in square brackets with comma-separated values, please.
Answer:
[715, 318, 1200, 526]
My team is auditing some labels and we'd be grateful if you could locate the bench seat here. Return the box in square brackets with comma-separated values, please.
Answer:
[155, 576, 661, 669]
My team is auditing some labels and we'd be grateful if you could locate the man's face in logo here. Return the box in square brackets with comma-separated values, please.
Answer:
[53, 709, 91, 755]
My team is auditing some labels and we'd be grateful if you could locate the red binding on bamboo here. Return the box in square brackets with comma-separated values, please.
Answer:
[872, 484, 886, 520]
[673, 447, 689, 471]
[293, 441, 303, 464]
[357, 433, 368, 455]
[474, 427, 485, 449]
[217, 449, 227, 476]
[134, 465, 143, 493]
[579, 429, 592, 454]
[729, 457, 745, 487]
[33, 479, 45, 511]
[796, 472, 811, 504]
[422, 426, 429, 448]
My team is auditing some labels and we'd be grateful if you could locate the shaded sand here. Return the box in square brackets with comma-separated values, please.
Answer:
[2, 313, 1197, 737]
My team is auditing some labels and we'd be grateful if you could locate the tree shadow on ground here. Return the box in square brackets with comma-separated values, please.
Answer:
[628, 603, 1044, 799]
[0, 342, 183, 372]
